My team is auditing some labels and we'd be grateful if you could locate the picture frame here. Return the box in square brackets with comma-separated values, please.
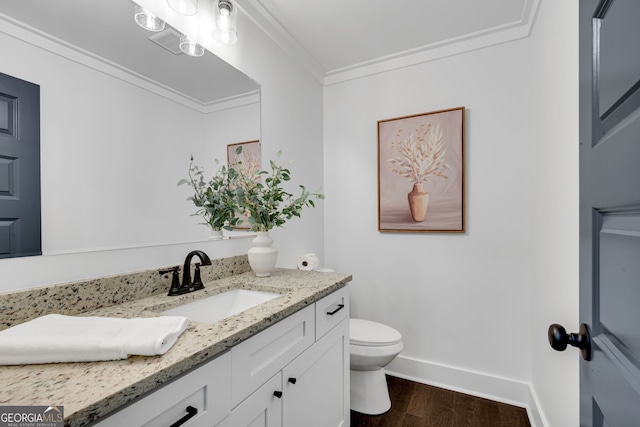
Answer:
[378, 107, 465, 232]
[227, 140, 261, 230]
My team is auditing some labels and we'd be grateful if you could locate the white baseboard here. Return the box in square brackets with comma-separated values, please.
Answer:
[385, 355, 546, 427]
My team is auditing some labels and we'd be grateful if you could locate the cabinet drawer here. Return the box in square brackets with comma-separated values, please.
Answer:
[315, 285, 349, 340]
[95, 352, 231, 427]
[231, 304, 314, 407]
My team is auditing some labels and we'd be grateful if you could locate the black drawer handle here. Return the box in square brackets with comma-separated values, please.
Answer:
[170, 405, 198, 427]
[326, 304, 345, 316]
[273, 391, 283, 398]
[288, 377, 297, 384]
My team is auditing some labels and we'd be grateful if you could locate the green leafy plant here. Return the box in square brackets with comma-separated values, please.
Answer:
[178, 157, 241, 231]
[232, 149, 324, 232]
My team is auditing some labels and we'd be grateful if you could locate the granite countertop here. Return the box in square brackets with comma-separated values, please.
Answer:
[0, 268, 352, 427]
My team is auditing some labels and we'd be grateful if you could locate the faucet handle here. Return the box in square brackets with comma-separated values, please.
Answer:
[192, 263, 205, 291]
[158, 266, 180, 275]
[159, 266, 184, 296]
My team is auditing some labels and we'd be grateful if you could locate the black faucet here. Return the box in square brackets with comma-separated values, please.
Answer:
[182, 250, 212, 292]
[159, 250, 212, 296]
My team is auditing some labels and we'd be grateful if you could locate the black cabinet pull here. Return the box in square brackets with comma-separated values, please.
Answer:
[273, 391, 283, 398]
[326, 304, 345, 315]
[288, 377, 297, 384]
[169, 405, 198, 427]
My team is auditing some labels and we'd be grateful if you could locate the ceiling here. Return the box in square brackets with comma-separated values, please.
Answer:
[250, 0, 534, 74]
[0, 0, 538, 102]
[255, 0, 532, 72]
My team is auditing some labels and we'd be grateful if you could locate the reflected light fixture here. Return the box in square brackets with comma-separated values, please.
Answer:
[167, 0, 198, 16]
[179, 34, 205, 57]
[134, 5, 166, 32]
[213, 0, 238, 45]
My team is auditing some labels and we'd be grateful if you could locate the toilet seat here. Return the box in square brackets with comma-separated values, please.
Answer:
[350, 319, 402, 347]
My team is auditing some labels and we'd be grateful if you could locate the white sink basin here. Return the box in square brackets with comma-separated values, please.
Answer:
[161, 289, 281, 323]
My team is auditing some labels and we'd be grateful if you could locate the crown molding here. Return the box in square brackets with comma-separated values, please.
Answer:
[237, 0, 326, 84]
[324, 0, 540, 85]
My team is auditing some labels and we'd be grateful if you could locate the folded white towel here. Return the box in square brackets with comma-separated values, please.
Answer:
[0, 314, 189, 365]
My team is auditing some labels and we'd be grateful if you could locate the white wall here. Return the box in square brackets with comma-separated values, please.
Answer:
[204, 101, 260, 165]
[530, 2, 579, 427]
[324, 1, 578, 425]
[0, 3, 324, 291]
[324, 35, 536, 399]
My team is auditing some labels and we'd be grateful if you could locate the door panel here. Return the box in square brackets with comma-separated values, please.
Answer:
[591, 335, 640, 427]
[598, 0, 640, 128]
[0, 72, 41, 258]
[580, 0, 640, 425]
[599, 215, 640, 360]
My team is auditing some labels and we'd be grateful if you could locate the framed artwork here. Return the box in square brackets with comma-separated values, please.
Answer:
[378, 107, 465, 232]
[227, 140, 261, 230]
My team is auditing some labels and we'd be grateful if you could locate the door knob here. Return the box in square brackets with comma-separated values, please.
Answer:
[548, 323, 592, 361]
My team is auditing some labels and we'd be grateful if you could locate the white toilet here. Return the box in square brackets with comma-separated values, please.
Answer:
[349, 318, 403, 415]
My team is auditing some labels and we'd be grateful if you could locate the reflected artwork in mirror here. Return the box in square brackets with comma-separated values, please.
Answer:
[0, 0, 261, 258]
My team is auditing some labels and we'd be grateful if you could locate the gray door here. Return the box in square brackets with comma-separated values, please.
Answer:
[0, 72, 41, 258]
[578, 0, 640, 425]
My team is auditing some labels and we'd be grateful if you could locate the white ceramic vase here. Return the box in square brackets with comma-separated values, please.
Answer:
[247, 231, 278, 277]
[209, 229, 224, 240]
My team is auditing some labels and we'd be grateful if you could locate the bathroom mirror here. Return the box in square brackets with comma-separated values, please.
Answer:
[0, 0, 261, 257]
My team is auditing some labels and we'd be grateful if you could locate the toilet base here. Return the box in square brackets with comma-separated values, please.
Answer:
[350, 368, 391, 415]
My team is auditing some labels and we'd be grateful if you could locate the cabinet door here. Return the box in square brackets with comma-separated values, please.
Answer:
[218, 373, 283, 427]
[282, 318, 349, 427]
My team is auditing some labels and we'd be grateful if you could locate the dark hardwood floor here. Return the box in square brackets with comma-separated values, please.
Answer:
[350, 376, 531, 427]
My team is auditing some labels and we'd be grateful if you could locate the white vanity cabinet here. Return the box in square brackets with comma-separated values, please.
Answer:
[93, 351, 231, 427]
[218, 285, 350, 427]
[93, 285, 350, 427]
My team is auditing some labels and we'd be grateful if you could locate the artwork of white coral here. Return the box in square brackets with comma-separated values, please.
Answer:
[387, 122, 449, 185]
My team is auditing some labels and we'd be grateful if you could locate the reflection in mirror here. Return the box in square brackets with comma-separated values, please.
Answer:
[0, 0, 260, 258]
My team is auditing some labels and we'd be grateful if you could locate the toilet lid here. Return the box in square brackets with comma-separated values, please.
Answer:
[350, 319, 402, 346]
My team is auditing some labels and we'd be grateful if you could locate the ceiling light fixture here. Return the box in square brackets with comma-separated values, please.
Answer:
[213, 0, 238, 45]
[167, 0, 198, 16]
[134, 5, 166, 32]
[179, 34, 204, 57]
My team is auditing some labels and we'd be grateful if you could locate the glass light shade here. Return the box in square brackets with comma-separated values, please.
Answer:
[179, 34, 204, 57]
[134, 5, 165, 32]
[167, 0, 198, 16]
[213, 0, 238, 45]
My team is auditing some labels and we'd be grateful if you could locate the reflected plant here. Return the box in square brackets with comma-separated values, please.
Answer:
[233, 146, 261, 181]
[178, 156, 242, 231]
